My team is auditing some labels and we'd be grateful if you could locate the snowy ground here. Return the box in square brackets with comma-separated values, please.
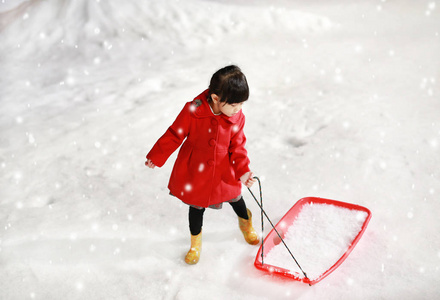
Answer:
[1, 0, 439, 299]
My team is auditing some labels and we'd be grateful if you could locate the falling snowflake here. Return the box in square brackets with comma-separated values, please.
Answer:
[27, 133, 35, 144]
[75, 282, 84, 291]
[429, 138, 438, 148]
[184, 184, 192, 192]
[354, 44, 363, 53]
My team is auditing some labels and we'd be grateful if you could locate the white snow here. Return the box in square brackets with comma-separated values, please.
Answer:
[264, 203, 368, 280]
[1, 0, 439, 299]
[0, 0, 29, 13]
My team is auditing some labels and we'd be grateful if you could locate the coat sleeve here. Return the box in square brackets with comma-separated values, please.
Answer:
[229, 114, 251, 181]
[146, 103, 192, 167]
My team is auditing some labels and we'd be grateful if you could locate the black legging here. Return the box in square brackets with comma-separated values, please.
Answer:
[188, 197, 249, 235]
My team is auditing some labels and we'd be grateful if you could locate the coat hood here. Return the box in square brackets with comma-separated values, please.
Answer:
[190, 89, 242, 124]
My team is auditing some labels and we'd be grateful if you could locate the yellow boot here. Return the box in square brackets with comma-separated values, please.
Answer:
[238, 209, 260, 245]
[185, 232, 202, 265]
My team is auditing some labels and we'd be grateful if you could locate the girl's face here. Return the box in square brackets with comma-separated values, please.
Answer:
[219, 102, 243, 117]
[211, 94, 244, 117]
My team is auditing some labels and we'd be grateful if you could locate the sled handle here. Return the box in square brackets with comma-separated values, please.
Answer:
[247, 177, 310, 285]
[248, 177, 264, 265]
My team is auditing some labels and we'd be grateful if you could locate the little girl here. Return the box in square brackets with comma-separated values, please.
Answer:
[145, 65, 259, 265]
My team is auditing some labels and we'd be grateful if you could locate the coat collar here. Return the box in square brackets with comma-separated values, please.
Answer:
[190, 89, 242, 124]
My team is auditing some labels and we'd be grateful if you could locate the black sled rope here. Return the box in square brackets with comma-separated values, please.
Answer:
[247, 177, 311, 285]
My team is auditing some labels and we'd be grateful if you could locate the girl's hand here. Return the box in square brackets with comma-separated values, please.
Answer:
[240, 171, 256, 188]
[145, 159, 156, 169]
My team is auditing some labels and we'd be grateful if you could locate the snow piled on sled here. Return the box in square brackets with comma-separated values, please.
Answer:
[264, 203, 368, 280]
[1, 0, 440, 299]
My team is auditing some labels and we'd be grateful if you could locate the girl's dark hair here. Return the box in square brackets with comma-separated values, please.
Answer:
[209, 65, 249, 104]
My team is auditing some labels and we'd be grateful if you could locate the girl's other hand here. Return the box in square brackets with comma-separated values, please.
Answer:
[145, 159, 156, 169]
[240, 171, 256, 188]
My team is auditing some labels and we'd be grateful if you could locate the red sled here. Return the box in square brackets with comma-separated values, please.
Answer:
[254, 197, 372, 285]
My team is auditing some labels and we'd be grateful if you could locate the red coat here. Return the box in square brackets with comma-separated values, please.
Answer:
[147, 89, 251, 208]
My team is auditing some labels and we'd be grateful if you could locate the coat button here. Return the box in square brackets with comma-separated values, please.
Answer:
[211, 118, 218, 126]
[209, 139, 216, 147]
[207, 159, 215, 166]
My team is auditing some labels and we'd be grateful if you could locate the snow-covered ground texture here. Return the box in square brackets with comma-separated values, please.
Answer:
[264, 203, 368, 280]
[0, 0, 439, 299]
